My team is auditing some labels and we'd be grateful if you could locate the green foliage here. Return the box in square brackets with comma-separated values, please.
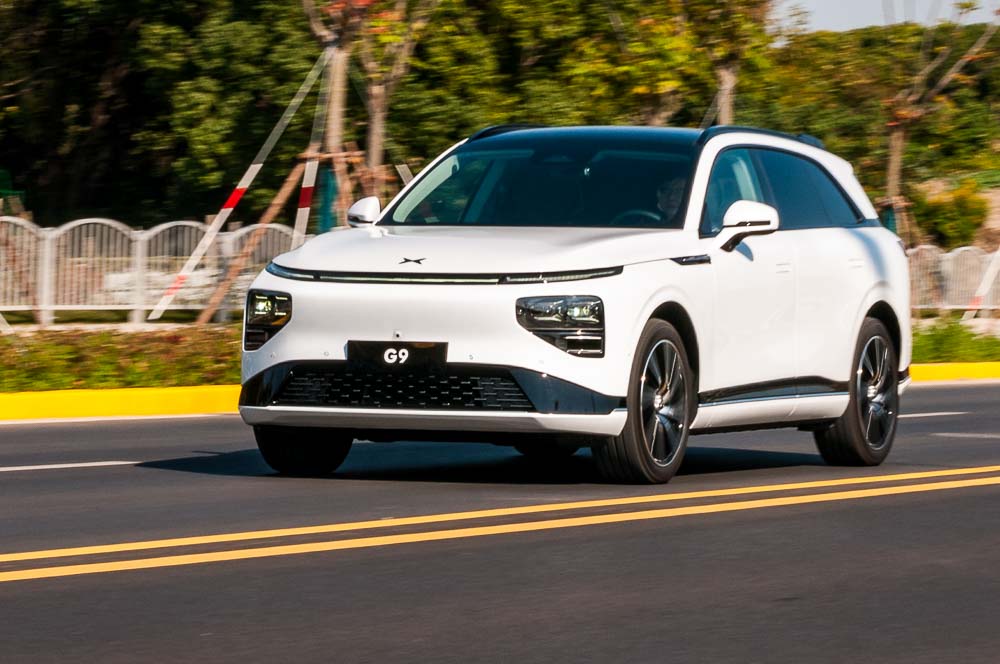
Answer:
[1, 2, 998, 225]
[0, 327, 242, 392]
[910, 179, 989, 247]
[0, 0, 316, 226]
[912, 320, 1000, 363]
[682, 0, 771, 67]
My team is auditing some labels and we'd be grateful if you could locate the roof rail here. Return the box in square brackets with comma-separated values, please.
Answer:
[697, 125, 825, 150]
[468, 124, 547, 141]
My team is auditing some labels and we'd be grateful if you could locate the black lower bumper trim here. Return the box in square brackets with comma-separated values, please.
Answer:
[240, 361, 625, 415]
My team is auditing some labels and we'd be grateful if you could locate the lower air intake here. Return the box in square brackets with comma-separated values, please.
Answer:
[274, 365, 534, 411]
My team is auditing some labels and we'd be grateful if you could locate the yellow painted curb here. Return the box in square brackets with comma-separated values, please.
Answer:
[0, 385, 241, 421]
[1, 362, 999, 422]
[910, 362, 1000, 382]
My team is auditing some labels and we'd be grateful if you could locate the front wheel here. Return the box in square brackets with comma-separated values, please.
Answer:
[813, 318, 899, 466]
[593, 319, 695, 484]
[254, 425, 354, 476]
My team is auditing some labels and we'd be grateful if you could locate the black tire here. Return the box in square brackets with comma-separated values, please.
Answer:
[814, 318, 899, 466]
[514, 443, 581, 461]
[592, 319, 695, 484]
[254, 425, 353, 476]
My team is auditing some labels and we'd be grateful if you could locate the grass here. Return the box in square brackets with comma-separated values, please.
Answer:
[911, 319, 1000, 363]
[0, 319, 998, 393]
[0, 326, 241, 392]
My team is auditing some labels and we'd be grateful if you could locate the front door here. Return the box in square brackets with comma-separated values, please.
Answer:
[700, 148, 798, 401]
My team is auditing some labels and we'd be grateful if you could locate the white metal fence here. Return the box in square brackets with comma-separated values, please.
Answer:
[908, 244, 1000, 311]
[0, 216, 294, 324]
[0, 217, 998, 325]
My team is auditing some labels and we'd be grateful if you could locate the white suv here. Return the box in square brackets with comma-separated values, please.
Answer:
[239, 125, 911, 483]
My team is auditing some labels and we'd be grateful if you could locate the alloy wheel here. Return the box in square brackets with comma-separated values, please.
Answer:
[639, 339, 688, 466]
[855, 335, 897, 450]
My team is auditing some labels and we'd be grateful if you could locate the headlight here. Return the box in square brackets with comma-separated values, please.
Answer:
[244, 289, 292, 350]
[516, 296, 604, 357]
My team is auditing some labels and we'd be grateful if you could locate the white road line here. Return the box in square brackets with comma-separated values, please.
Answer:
[0, 413, 239, 426]
[932, 433, 1000, 440]
[0, 461, 138, 473]
[900, 412, 969, 419]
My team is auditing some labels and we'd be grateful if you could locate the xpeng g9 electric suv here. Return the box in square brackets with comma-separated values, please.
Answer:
[240, 125, 911, 484]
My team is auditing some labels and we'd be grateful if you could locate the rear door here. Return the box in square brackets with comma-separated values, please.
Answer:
[751, 148, 872, 391]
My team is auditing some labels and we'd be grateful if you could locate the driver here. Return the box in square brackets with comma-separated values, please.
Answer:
[656, 175, 686, 228]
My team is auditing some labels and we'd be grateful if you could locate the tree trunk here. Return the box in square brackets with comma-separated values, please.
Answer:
[886, 123, 905, 200]
[325, 45, 352, 225]
[366, 82, 387, 198]
[716, 64, 738, 126]
[886, 123, 911, 244]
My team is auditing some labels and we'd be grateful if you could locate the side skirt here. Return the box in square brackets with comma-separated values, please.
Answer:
[690, 393, 850, 432]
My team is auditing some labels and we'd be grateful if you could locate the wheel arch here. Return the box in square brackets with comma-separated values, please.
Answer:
[865, 300, 901, 361]
[649, 301, 700, 390]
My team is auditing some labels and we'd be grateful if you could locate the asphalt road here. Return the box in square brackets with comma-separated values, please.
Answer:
[2, 383, 999, 663]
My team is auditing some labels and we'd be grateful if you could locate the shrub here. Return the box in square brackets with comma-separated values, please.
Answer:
[910, 179, 989, 248]
[0, 326, 241, 392]
[911, 320, 1000, 363]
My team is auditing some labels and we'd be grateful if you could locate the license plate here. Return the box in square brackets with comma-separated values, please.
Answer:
[346, 341, 447, 372]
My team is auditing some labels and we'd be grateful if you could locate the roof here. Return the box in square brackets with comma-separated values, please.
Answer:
[462, 125, 704, 153]
[466, 124, 825, 152]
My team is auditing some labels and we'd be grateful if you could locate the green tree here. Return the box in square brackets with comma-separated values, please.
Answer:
[883, 3, 997, 244]
[358, 0, 441, 195]
[0, 0, 318, 226]
[563, 1, 711, 126]
[681, 0, 772, 125]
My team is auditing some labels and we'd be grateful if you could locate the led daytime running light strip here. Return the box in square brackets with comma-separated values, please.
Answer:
[265, 263, 623, 285]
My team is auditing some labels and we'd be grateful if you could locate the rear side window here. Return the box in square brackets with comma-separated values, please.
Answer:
[700, 148, 765, 236]
[753, 149, 859, 230]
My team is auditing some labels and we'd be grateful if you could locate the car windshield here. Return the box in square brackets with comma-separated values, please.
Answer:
[382, 137, 696, 228]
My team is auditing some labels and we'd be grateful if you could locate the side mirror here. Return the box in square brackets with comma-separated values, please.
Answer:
[347, 196, 381, 227]
[718, 200, 779, 252]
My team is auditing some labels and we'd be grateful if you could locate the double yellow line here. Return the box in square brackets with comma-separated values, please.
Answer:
[5, 464, 1000, 584]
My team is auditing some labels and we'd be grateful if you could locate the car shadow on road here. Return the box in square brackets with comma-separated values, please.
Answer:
[137, 442, 825, 485]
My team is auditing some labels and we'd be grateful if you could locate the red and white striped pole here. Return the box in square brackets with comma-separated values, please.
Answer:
[292, 59, 330, 248]
[148, 48, 333, 320]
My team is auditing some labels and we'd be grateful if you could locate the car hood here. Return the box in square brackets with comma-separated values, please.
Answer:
[272, 225, 685, 274]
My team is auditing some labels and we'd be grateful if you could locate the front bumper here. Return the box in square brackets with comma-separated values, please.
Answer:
[239, 360, 628, 437]
[240, 405, 628, 437]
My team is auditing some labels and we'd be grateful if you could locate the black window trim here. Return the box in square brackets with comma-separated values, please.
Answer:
[698, 143, 874, 238]
[697, 146, 767, 238]
[749, 145, 865, 231]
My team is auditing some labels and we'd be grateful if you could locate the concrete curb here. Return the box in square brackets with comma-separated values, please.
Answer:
[1, 363, 999, 421]
[0, 385, 241, 421]
[909, 362, 1000, 382]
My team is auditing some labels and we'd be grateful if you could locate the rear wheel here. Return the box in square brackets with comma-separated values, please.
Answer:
[593, 320, 694, 484]
[254, 425, 353, 476]
[814, 318, 899, 466]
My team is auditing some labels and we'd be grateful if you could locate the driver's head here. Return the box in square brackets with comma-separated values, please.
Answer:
[656, 176, 686, 219]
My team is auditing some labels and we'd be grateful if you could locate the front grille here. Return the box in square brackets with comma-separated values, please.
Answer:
[273, 365, 534, 411]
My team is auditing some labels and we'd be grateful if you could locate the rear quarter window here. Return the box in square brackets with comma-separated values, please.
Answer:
[753, 149, 860, 230]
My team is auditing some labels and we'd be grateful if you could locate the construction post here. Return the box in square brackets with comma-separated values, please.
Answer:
[148, 49, 332, 320]
[195, 162, 307, 325]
